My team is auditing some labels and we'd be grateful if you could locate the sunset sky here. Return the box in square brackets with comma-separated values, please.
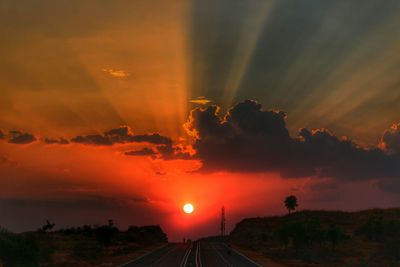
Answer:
[1, 0, 400, 241]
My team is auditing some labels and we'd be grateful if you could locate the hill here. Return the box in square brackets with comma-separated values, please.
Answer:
[230, 208, 400, 267]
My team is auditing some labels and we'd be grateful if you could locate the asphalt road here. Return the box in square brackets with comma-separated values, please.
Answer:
[120, 241, 263, 267]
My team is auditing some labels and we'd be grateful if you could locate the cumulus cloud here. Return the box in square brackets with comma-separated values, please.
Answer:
[8, 130, 36, 144]
[44, 137, 69, 145]
[381, 123, 400, 154]
[71, 126, 172, 146]
[184, 100, 400, 182]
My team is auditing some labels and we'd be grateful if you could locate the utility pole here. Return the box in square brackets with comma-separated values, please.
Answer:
[221, 206, 226, 238]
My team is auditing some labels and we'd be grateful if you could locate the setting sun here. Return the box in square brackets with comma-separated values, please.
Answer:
[183, 203, 194, 214]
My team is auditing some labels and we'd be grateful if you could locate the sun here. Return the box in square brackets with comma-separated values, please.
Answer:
[183, 203, 194, 214]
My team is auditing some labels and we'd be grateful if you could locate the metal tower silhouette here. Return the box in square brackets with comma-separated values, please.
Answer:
[221, 206, 226, 237]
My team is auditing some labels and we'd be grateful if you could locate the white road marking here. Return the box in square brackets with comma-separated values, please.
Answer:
[180, 243, 193, 267]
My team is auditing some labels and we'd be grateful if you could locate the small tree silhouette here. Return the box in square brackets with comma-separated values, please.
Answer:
[42, 220, 55, 232]
[284, 195, 298, 214]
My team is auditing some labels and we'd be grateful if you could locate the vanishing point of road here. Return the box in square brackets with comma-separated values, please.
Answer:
[120, 241, 263, 267]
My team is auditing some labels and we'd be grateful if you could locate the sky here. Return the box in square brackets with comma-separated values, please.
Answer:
[1, 0, 400, 241]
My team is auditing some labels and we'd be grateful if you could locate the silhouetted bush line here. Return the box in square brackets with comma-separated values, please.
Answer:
[0, 221, 167, 267]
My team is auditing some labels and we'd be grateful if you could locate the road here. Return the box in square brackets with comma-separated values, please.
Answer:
[120, 241, 263, 267]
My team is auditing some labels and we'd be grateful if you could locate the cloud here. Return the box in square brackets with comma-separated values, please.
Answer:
[8, 130, 36, 144]
[44, 137, 69, 145]
[380, 123, 400, 154]
[71, 126, 172, 146]
[129, 133, 172, 146]
[377, 178, 400, 193]
[101, 68, 130, 78]
[190, 97, 212, 105]
[184, 100, 400, 181]
[124, 145, 192, 161]
[156, 145, 192, 160]
[71, 134, 113, 146]
[0, 130, 4, 139]
[125, 147, 156, 157]
[0, 195, 148, 210]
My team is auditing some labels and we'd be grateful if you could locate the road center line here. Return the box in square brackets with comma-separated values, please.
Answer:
[213, 244, 233, 267]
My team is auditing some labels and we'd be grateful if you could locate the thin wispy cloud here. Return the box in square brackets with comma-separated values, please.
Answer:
[101, 68, 130, 78]
[190, 97, 212, 105]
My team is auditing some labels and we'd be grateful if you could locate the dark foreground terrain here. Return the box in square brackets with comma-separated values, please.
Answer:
[0, 222, 167, 267]
[1, 208, 400, 267]
[230, 208, 400, 267]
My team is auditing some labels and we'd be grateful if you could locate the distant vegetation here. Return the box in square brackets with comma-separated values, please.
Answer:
[0, 221, 167, 267]
[230, 207, 400, 266]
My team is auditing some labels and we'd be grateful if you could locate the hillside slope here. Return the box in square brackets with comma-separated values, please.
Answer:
[230, 208, 400, 267]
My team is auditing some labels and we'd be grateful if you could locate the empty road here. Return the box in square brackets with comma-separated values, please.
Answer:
[120, 241, 263, 267]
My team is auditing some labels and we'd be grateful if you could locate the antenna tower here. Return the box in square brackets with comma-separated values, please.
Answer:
[221, 206, 226, 237]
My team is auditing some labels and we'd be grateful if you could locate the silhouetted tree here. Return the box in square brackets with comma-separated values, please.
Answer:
[42, 220, 55, 232]
[284, 195, 298, 214]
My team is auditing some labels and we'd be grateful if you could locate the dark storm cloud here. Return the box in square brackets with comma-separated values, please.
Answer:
[185, 100, 400, 182]
[8, 130, 36, 144]
[71, 126, 172, 146]
[44, 137, 69, 145]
